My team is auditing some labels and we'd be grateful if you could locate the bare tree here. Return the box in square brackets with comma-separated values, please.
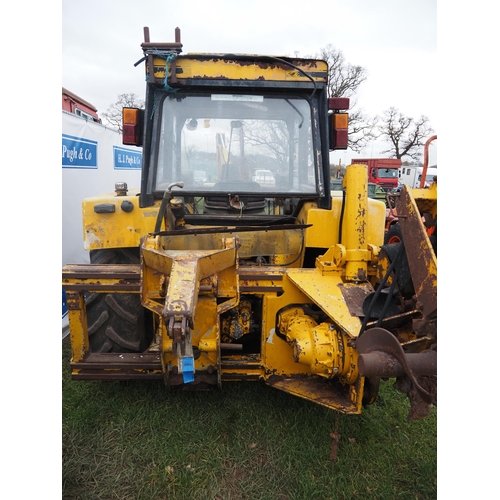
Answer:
[317, 45, 377, 152]
[244, 120, 289, 171]
[377, 107, 434, 160]
[348, 108, 378, 153]
[102, 93, 145, 132]
[320, 45, 366, 100]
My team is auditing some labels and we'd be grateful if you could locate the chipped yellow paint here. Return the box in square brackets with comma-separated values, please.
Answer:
[83, 189, 159, 250]
[65, 291, 89, 363]
[150, 55, 328, 84]
[286, 269, 363, 338]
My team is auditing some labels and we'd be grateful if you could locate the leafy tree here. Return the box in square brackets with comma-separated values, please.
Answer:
[377, 107, 434, 160]
[317, 45, 378, 152]
[102, 93, 145, 132]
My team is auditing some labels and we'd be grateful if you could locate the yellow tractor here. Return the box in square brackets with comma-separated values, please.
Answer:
[63, 27, 436, 421]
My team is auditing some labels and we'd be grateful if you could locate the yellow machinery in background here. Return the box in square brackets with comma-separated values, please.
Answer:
[63, 28, 436, 421]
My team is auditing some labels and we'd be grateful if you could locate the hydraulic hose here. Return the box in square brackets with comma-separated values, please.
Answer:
[358, 242, 405, 337]
[374, 261, 400, 328]
[337, 188, 346, 244]
[154, 182, 184, 233]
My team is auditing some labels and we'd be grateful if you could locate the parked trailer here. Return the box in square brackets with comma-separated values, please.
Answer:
[399, 165, 437, 188]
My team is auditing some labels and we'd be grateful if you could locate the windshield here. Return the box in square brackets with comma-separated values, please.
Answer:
[378, 168, 399, 179]
[152, 93, 319, 196]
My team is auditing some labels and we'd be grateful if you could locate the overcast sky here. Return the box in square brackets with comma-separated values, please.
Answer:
[62, 0, 437, 162]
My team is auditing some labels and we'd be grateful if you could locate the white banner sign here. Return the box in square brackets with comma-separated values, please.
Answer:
[62, 111, 142, 334]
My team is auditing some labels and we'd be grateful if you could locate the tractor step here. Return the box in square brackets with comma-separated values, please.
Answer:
[71, 352, 264, 382]
[221, 354, 261, 381]
[71, 352, 163, 380]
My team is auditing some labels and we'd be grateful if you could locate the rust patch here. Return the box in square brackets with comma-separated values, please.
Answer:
[357, 327, 436, 419]
[338, 283, 374, 317]
[397, 187, 437, 325]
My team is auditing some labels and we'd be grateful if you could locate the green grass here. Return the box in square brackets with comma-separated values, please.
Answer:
[62, 338, 436, 500]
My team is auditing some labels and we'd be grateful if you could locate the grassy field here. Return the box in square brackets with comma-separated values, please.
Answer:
[62, 338, 436, 499]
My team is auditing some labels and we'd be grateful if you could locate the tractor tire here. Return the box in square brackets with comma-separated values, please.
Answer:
[86, 248, 153, 353]
[384, 224, 402, 245]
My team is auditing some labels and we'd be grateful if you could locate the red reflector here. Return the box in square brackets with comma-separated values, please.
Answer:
[329, 97, 350, 111]
[123, 124, 140, 145]
[334, 129, 348, 149]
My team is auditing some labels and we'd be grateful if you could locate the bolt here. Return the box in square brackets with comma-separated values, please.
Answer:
[115, 182, 128, 196]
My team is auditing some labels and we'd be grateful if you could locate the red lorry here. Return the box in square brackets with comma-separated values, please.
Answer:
[353, 158, 401, 191]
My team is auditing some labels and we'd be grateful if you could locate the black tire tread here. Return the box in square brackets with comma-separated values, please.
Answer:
[105, 325, 141, 351]
[104, 294, 139, 324]
[87, 310, 109, 335]
[86, 248, 153, 353]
